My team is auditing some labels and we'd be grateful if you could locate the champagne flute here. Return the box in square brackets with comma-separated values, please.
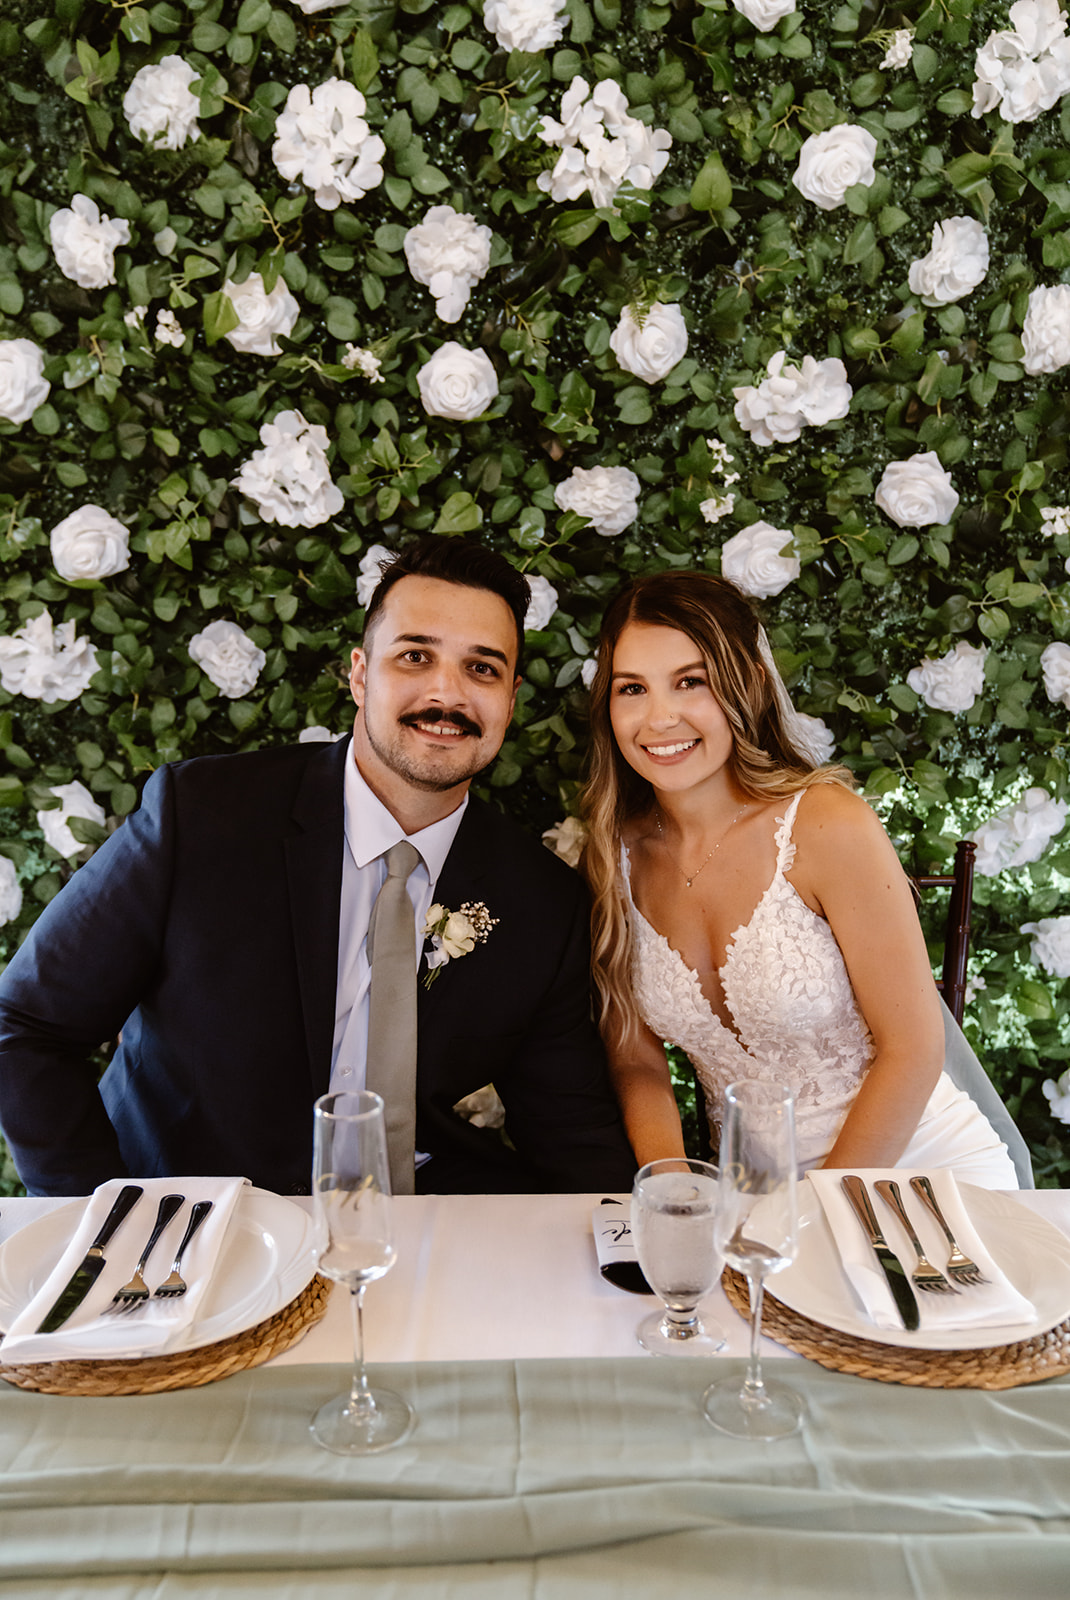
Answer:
[631, 1158, 726, 1355]
[309, 1091, 414, 1455]
[702, 1081, 802, 1440]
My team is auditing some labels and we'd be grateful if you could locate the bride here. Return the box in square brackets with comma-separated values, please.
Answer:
[581, 569, 1020, 1188]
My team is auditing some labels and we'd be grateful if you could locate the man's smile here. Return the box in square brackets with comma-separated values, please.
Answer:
[400, 708, 483, 741]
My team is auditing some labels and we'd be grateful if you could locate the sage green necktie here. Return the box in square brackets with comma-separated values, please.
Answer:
[366, 839, 422, 1196]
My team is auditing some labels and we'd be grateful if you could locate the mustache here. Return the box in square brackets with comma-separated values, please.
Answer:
[400, 708, 483, 738]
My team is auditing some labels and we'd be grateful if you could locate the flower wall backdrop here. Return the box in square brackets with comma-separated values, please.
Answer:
[1, 0, 1070, 1186]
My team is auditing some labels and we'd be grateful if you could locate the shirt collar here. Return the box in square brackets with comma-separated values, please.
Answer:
[342, 737, 468, 880]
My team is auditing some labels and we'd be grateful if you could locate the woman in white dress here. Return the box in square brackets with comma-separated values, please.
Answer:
[581, 570, 1020, 1188]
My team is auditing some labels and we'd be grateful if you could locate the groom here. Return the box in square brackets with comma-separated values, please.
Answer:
[0, 537, 635, 1197]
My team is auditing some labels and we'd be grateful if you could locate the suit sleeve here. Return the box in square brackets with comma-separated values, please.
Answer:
[0, 765, 176, 1194]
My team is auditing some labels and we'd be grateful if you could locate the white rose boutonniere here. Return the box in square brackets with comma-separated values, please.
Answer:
[49, 194, 131, 290]
[36, 780, 107, 859]
[906, 641, 987, 712]
[0, 338, 50, 425]
[417, 342, 499, 421]
[554, 465, 641, 537]
[720, 521, 800, 599]
[422, 900, 498, 987]
[50, 505, 130, 583]
[792, 125, 878, 211]
[609, 303, 688, 384]
[875, 452, 959, 527]
[123, 55, 200, 149]
[188, 619, 266, 699]
[221, 272, 300, 357]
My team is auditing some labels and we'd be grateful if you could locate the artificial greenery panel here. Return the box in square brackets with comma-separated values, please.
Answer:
[0, 0, 1069, 1189]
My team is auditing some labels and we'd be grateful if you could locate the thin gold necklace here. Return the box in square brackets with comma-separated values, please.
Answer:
[654, 802, 750, 889]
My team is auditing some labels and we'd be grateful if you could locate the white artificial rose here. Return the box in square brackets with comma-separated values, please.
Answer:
[1043, 1067, 1070, 1123]
[417, 342, 499, 420]
[290, 0, 345, 10]
[790, 712, 836, 766]
[908, 217, 990, 305]
[231, 410, 344, 528]
[123, 55, 200, 149]
[792, 125, 878, 210]
[222, 272, 300, 357]
[970, 786, 1068, 875]
[1021, 915, 1070, 977]
[906, 641, 987, 712]
[881, 29, 914, 68]
[188, 619, 266, 698]
[1041, 641, 1070, 707]
[609, 303, 688, 384]
[49, 195, 131, 290]
[524, 575, 558, 632]
[50, 505, 130, 583]
[875, 452, 959, 527]
[795, 355, 853, 425]
[580, 657, 597, 689]
[404, 206, 493, 323]
[720, 521, 800, 599]
[733, 351, 850, 446]
[36, 780, 107, 859]
[542, 815, 587, 869]
[298, 725, 347, 742]
[0, 612, 99, 702]
[732, 0, 796, 30]
[356, 543, 394, 608]
[0, 338, 50, 424]
[0, 856, 22, 925]
[554, 464, 641, 537]
[538, 77, 672, 209]
[272, 78, 386, 210]
[1021, 283, 1070, 375]
[483, 0, 567, 53]
[972, 2, 1070, 122]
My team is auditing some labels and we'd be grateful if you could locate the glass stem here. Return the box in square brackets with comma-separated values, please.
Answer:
[743, 1272, 768, 1405]
[347, 1283, 375, 1420]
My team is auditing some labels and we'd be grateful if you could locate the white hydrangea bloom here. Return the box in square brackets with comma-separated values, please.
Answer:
[49, 194, 131, 290]
[881, 29, 914, 68]
[36, 780, 107, 859]
[875, 453, 959, 527]
[1021, 283, 1070, 375]
[1021, 915, 1070, 977]
[123, 55, 200, 149]
[1040, 640, 1070, 708]
[972, 0, 1070, 122]
[720, 521, 799, 599]
[733, 0, 796, 30]
[50, 505, 130, 583]
[356, 544, 395, 608]
[554, 464, 641, 537]
[524, 575, 558, 632]
[970, 786, 1068, 875]
[908, 217, 990, 305]
[417, 343, 499, 420]
[0, 612, 99, 702]
[188, 619, 266, 699]
[906, 641, 987, 712]
[0, 855, 22, 925]
[404, 207, 493, 323]
[0, 338, 50, 424]
[342, 344, 383, 381]
[609, 303, 688, 383]
[734, 352, 851, 446]
[221, 272, 300, 357]
[232, 410, 344, 529]
[272, 78, 386, 210]
[792, 126, 878, 210]
[537, 77, 672, 210]
[483, 0, 567, 54]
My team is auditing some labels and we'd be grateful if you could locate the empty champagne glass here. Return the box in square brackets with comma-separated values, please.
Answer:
[631, 1158, 726, 1355]
[309, 1091, 414, 1455]
[702, 1081, 802, 1440]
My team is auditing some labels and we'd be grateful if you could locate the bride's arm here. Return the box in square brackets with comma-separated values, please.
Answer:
[791, 785, 945, 1168]
[603, 1013, 688, 1167]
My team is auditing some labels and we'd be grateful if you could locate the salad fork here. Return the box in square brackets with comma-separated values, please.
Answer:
[154, 1200, 213, 1299]
[874, 1179, 959, 1295]
[909, 1175, 990, 1287]
[107, 1194, 184, 1312]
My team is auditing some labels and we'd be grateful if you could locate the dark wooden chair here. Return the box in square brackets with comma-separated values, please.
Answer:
[910, 839, 976, 1028]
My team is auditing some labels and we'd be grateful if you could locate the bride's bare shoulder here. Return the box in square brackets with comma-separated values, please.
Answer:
[792, 783, 903, 869]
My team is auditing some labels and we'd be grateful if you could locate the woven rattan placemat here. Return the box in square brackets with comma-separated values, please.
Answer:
[0, 1274, 332, 1396]
[722, 1267, 1070, 1389]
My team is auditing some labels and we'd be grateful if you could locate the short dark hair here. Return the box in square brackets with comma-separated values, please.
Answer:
[362, 535, 530, 667]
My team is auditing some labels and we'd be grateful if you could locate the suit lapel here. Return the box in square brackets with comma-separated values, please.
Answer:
[418, 798, 492, 1025]
[285, 738, 349, 1095]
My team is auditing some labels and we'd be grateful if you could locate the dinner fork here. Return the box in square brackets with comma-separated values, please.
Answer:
[873, 1179, 959, 1296]
[153, 1200, 213, 1299]
[909, 1175, 990, 1287]
[107, 1194, 184, 1312]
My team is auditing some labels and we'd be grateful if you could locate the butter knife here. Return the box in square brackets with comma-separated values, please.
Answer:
[841, 1175, 920, 1332]
[35, 1184, 144, 1333]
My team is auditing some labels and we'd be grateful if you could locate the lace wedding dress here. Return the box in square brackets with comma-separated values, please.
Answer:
[625, 793, 1019, 1188]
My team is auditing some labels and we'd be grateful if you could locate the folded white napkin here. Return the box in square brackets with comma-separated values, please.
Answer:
[1, 1176, 247, 1365]
[807, 1168, 1035, 1334]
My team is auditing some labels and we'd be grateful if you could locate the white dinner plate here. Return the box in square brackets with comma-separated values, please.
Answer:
[0, 1188, 317, 1352]
[769, 1185, 1070, 1350]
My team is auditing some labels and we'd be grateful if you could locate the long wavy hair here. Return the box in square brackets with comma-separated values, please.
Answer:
[581, 571, 851, 1047]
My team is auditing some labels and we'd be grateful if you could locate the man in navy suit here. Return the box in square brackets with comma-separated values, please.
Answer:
[0, 537, 635, 1196]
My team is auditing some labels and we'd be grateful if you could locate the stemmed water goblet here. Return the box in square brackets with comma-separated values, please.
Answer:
[309, 1090, 414, 1455]
[631, 1158, 726, 1355]
[702, 1081, 802, 1439]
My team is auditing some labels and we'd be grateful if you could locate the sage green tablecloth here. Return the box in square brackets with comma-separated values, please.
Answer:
[1, 1358, 1068, 1598]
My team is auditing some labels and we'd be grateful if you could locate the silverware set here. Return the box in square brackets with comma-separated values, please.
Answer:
[842, 1173, 989, 1332]
[106, 1195, 214, 1314]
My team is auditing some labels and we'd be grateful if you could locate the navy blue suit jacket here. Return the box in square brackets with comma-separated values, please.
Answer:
[0, 739, 635, 1196]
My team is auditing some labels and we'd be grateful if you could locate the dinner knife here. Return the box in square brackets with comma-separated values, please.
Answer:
[840, 1175, 920, 1332]
[35, 1184, 144, 1333]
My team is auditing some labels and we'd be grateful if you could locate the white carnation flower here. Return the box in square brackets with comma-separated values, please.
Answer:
[0, 855, 22, 925]
[49, 194, 131, 290]
[734, 351, 851, 446]
[232, 410, 344, 529]
[906, 641, 987, 712]
[875, 453, 959, 527]
[1022, 915, 1070, 977]
[221, 272, 300, 357]
[1043, 1067, 1070, 1123]
[404, 206, 493, 323]
[188, 619, 266, 699]
[881, 29, 914, 68]
[1021, 283, 1070, 375]
[524, 575, 558, 632]
[123, 55, 200, 149]
[417, 342, 499, 421]
[483, 0, 567, 54]
[970, 786, 1068, 875]
[908, 217, 990, 305]
[272, 78, 386, 210]
[792, 125, 878, 210]
[554, 464, 640, 537]
[1040, 640, 1070, 708]
[541, 815, 587, 869]
[733, 0, 796, 30]
[720, 521, 799, 599]
[356, 543, 394, 609]
[50, 505, 130, 583]
[0, 612, 99, 702]
[609, 303, 688, 384]
[36, 780, 107, 860]
[0, 338, 50, 425]
[537, 77, 672, 210]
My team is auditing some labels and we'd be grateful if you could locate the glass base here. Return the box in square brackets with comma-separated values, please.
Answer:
[637, 1308, 726, 1357]
[310, 1385, 415, 1455]
[702, 1373, 803, 1440]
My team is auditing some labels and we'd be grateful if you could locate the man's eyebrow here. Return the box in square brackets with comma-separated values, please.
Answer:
[392, 632, 510, 667]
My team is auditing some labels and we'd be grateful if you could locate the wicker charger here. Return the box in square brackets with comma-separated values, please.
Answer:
[0, 1274, 332, 1396]
[721, 1267, 1070, 1389]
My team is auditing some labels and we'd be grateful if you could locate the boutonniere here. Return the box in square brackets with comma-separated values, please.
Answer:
[422, 900, 498, 988]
